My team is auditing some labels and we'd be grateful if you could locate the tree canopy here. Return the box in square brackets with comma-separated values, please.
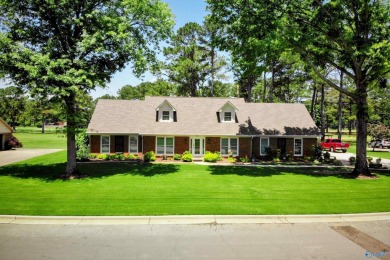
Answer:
[0, 0, 174, 175]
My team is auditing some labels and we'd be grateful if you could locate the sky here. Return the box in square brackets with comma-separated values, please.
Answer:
[0, 0, 210, 99]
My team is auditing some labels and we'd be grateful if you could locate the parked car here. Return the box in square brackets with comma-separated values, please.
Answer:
[368, 139, 390, 149]
[320, 138, 350, 153]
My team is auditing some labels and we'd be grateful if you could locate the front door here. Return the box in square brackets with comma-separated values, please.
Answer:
[115, 136, 124, 153]
[191, 137, 205, 156]
[277, 138, 286, 155]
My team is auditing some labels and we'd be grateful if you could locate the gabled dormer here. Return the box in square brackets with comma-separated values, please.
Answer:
[217, 101, 239, 123]
[156, 100, 177, 122]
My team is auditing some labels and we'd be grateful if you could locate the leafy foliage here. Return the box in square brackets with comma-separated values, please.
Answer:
[0, 0, 174, 175]
[181, 151, 193, 162]
[203, 151, 221, 162]
[144, 151, 157, 162]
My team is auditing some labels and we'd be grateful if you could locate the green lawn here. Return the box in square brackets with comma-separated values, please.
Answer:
[13, 132, 66, 149]
[0, 150, 389, 216]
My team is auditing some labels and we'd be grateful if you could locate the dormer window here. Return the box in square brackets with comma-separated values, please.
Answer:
[162, 111, 170, 121]
[224, 112, 232, 122]
[156, 100, 176, 122]
[218, 101, 239, 123]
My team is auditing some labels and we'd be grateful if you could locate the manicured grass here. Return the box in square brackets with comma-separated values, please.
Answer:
[13, 132, 66, 149]
[0, 150, 389, 216]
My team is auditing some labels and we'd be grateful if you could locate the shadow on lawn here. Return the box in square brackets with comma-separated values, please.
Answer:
[0, 162, 180, 181]
[207, 165, 351, 178]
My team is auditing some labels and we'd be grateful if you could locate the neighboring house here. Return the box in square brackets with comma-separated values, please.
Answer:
[87, 97, 320, 158]
[0, 118, 13, 151]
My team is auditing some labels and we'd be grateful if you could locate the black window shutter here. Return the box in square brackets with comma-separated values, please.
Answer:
[216, 112, 221, 123]
[235, 114, 238, 123]
[156, 111, 159, 122]
[173, 111, 177, 122]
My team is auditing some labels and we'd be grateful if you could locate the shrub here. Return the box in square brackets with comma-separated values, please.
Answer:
[6, 136, 23, 149]
[324, 151, 331, 160]
[349, 156, 356, 165]
[97, 154, 109, 160]
[173, 154, 182, 160]
[310, 145, 323, 160]
[264, 147, 277, 161]
[144, 151, 156, 162]
[89, 153, 98, 159]
[228, 157, 236, 163]
[181, 151, 193, 162]
[109, 154, 118, 160]
[334, 160, 343, 166]
[76, 130, 89, 160]
[127, 154, 138, 160]
[313, 159, 320, 165]
[203, 151, 219, 162]
[240, 156, 250, 163]
[117, 153, 126, 161]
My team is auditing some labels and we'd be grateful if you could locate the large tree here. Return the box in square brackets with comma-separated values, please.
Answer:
[0, 0, 173, 176]
[207, 0, 390, 177]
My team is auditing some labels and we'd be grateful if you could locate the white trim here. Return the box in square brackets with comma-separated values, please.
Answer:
[260, 137, 269, 156]
[190, 136, 205, 156]
[129, 135, 138, 154]
[101, 135, 110, 153]
[294, 138, 303, 156]
[220, 137, 239, 156]
[156, 136, 175, 155]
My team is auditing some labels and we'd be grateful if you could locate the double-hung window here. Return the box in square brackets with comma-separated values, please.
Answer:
[101, 136, 110, 153]
[129, 136, 138, 153]
[221, 138, 238, 156]
[224, 112, 232, 122]
[260, 137, 269, 155]
[156, 137, 174, 155]
[162, 111, 170, 121]
[294, 138, 303, 156]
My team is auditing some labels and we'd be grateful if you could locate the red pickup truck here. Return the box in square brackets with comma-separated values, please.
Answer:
[320, 138, 350, 153]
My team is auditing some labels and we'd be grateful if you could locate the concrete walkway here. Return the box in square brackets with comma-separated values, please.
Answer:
[1, 212, 389, 225]
[0, 148, 64, 166]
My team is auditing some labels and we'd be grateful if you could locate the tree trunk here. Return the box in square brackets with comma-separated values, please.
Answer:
[310, 84, 317, 120]
[350, 80, 371, 177]
[337, 71, 344, 140]
[320, 84, 325, 141]
[268, 59, 275, 103]
[263, 71, 267, 102]
[65, 93, 79, 177]
[41, 114, 45, 134]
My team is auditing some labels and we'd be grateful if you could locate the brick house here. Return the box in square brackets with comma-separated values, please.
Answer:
[87, 97, 320, 158]
[0, 118, 13, 151]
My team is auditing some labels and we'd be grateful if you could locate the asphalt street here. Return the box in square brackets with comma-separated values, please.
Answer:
[1, 220, 389, 259]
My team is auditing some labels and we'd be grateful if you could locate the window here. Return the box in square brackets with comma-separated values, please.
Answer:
[162, 111, 170, 121]
[294, 138, 303, 156]
[221, 138, 239, 156]
[156, 137, 174, 155]
[260, 137, 269, 155]
[224, 112, 232, 122]
[101, 136, 110, 153]
[129, 136, 138, 153]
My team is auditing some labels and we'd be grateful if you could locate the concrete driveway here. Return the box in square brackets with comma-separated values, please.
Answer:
[0, 148, 64, 167]
[329, 150, 390, 168]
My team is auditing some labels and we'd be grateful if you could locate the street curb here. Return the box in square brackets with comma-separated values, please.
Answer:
[1, 213, 389, 225]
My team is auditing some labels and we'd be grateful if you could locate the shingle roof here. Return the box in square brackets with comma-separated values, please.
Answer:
[87, 96, 320, 136]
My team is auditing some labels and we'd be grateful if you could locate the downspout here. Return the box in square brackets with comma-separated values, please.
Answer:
[250, 136, 253, 160]
[141, 135, 144, 154]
